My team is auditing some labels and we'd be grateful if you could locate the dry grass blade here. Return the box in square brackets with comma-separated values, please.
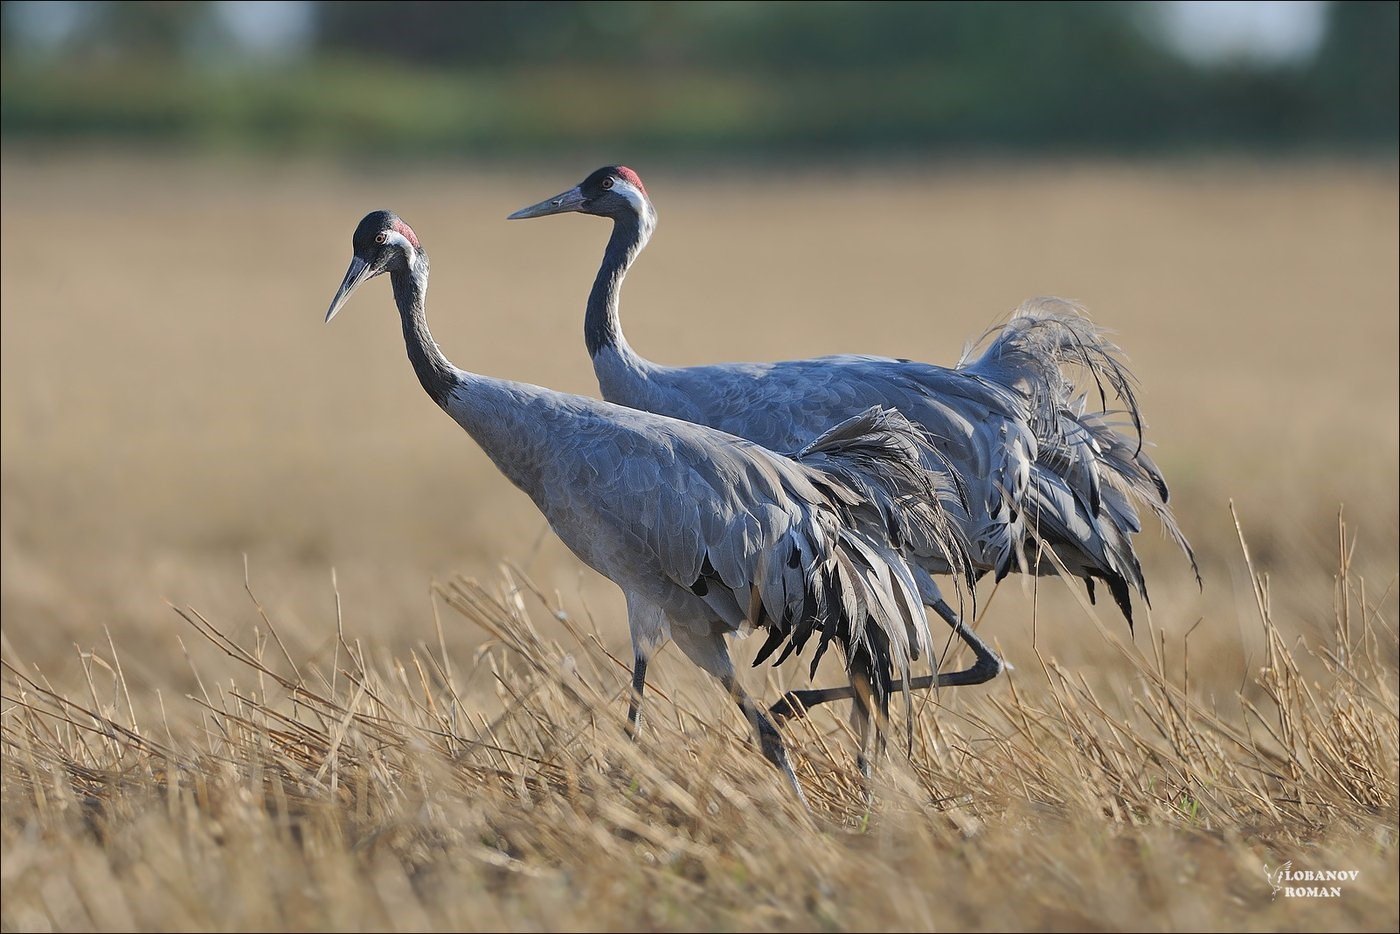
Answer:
[2, 509, 1396, 932]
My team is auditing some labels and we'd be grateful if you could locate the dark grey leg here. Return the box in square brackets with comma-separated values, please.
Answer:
[722, 673, 809, 807]
[625, 653, 648, 739]
[769, 598, 1005, 722]
[623, 596, 665, 737]
[929, 597, 1007, 685]
[848, 684, 877, 781]
[671, 625, 811, 809]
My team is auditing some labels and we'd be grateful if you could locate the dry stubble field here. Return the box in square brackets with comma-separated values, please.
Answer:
[1, 154, 1397, 931]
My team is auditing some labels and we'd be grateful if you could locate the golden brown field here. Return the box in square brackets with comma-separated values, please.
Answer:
[2, 154, 1397, 931]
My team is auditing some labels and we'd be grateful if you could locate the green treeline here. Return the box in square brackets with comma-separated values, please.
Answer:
[2, 1, 1395, 157]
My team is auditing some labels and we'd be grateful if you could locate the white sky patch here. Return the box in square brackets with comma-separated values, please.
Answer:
[4, 0, 1332, 70]
[1154, 1, 1328, 66]
[4, 0, 89, 51]
[214, 1, 314, 60]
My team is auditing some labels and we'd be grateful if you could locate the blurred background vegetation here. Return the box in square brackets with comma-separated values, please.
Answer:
[3, 0, 1396, 160]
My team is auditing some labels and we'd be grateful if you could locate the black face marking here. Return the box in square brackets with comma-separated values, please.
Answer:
[353, 210, 398, 255]
[351, 210, 419, 270]
[571, 166, 652, 222]
[580, 165, 624, 199]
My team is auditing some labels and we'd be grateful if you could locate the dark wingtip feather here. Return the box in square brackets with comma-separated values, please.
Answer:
[1107, 574, 1134, 632]
[751, 626, 787, 668]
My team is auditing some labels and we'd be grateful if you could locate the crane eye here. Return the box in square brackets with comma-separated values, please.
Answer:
[602, 177, 615, 190]
[375, 232, 388, 244]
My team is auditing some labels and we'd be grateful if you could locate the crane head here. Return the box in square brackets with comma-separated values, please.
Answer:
[507, 165, 651, 222]
[326, 211, 422, 323]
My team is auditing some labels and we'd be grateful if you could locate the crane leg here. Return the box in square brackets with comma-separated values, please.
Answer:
[625, 654, 648, 739]
[768, 598, 1005, 722]
[848, 679, 882, 782]
[623, 596, 666, 739]
[671, 625, 810, 809]
[929, 596, 1006, 682]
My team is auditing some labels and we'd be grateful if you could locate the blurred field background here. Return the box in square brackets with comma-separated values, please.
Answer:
[2, 3, 1397, 931]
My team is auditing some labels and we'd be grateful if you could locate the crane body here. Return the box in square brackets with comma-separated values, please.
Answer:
[509, 167, 1199, 716]
[326, 211, 972, 797]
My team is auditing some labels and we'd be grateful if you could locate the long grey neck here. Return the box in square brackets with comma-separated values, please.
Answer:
[585, 207, 655, 362]
[386, 250, 546, 495]
[390, 251, 459, 407]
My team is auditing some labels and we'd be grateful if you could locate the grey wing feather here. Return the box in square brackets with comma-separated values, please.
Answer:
[597, 297, 1195, 631]
[567, 405, 954, 714]
[793, 406, 977, 602]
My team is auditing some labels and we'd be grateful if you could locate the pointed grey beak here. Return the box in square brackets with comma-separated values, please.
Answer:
[326, 256, 372, 323]
[507, 185, 587, 220]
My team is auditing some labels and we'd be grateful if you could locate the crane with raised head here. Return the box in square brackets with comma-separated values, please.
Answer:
[324, 210, 974, 799]
[508, 166, 1199, 720]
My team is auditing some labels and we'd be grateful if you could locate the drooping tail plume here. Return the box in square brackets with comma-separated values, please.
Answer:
[961, 299, 1198, 622]
[794, 405, 976, 600]
[740, 407, 975, 729]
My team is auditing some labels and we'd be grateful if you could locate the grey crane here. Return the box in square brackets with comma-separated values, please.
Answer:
[508, 166, 1200, 719]
[324, 210, 974, 798]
